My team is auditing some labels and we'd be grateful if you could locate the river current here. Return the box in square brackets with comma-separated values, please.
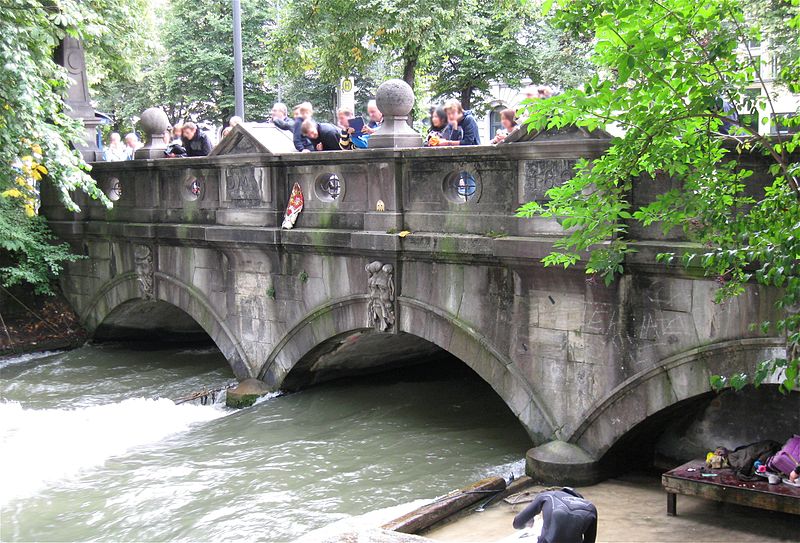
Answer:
[0, 344, 531, 542]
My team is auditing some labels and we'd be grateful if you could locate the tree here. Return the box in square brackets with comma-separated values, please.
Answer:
[94, 0, 278, 129]
[265, 0, 460, 92]
[0, 1, 115, 294]
[517, 0, 800, 391]
[429, 0, 592, 110]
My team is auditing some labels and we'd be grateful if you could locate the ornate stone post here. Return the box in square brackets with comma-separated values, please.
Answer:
[368, 79, 423, 148]
[135, 108, 170, 159]
[54, 37, 102, 161]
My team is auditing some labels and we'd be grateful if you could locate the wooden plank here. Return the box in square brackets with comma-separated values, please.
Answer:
[661, 460, 800, 516]
[382, 476, 507, 534]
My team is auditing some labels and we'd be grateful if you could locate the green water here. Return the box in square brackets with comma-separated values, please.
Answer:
[0, 344, 531, 542]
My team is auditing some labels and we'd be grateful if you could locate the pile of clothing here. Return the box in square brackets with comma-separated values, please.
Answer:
[706, 435, 800, 485]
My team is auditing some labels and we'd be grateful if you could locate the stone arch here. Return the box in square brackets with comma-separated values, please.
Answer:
[259, 295, 556, 443]
[78, 272, 251, 379]
[567, 337, 786, 460]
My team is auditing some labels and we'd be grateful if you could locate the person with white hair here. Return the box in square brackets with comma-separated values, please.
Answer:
[361, 99, 383, 135]
[271, 102, 294, 131]
[105, 132, 127, 161]
[123, 132, 143, 160]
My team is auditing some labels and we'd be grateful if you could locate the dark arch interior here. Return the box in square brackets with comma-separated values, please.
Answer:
[599, 386, 800, 475]
[94, 299, 214, 346]
[282, 329, 454, 390]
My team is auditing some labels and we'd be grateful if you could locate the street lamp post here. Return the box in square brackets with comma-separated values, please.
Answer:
[232, 0, 245, 120]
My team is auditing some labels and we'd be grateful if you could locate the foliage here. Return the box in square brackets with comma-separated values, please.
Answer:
[429, 0, 593, 110]
[265, 0, 460, 92]
[0, 197, 81, 295]
[517, 0, 800, 392]
[95, 0, 277, 129]
[0, 0, 125, 293]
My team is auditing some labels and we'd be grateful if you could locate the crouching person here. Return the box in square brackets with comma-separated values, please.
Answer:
[181, 122, 212, 157]
[511, 488, 597, 543]
[301, 119, 341, 151]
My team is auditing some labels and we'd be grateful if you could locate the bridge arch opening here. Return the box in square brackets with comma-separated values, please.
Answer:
[598, 385, 800, 475]
[280, 328, 535, 445]
[94, 298, 214, 345]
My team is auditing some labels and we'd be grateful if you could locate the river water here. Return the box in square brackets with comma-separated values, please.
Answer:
[0, 344, 531, 542]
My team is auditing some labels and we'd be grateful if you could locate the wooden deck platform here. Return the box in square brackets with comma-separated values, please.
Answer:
[662, 459, 800, 516]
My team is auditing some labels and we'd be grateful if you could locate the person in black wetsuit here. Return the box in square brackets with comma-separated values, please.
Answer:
[512, 488, 597, 543]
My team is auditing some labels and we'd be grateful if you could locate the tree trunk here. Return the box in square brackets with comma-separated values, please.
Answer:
[401, 44, 419, 91]
[460, 86, 474, 111]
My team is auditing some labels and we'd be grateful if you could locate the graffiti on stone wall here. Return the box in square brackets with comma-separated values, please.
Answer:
[134, 244, 154, 299]
[366, 261, 395, 332]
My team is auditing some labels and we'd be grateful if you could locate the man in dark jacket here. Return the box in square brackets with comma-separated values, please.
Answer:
[181, 122, 212, 157]
[512, 488, 597, 543]
[271, 102, 294, 132]
[439, 98, 480, 146]
[292, 102, 314, 152]
[301, 119, 342, 151]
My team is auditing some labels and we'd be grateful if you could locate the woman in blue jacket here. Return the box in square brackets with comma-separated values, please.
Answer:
[438, 99, 481, 146]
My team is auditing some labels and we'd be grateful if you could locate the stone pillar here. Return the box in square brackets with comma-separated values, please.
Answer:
[135, 108, 170, 160]
[368, 79, 422, 149]
[54, 37, 103, 162]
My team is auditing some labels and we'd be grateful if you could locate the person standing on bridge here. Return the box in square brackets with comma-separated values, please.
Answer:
[181, 122, 212, 157]
[293, 102, 315, 152]
[271, 102, 294, 132]
[300, 119, 341, 151]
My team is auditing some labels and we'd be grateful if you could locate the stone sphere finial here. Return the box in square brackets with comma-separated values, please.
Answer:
[375, 79, 415, 117]
[140, 107, 170, 136]
[135, 107, 170, 159]
[368, 79, 421, 149]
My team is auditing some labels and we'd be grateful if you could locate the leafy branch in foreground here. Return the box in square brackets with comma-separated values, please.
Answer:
[1, 0, 123, 294]
[517, 0, 800, 392]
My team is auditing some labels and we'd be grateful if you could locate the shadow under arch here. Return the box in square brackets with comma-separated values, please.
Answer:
[566, 337, 786, 460]
[259, 295, 556, 443]
[78, 272, 251, 379]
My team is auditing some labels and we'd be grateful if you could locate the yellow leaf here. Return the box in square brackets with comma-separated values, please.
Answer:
[398, 230, 411, 238]
[31, 144, 42, 155]
[24, 204, 35, 217]
[36, 165, 48, 174]
[1, 189, 23, 198]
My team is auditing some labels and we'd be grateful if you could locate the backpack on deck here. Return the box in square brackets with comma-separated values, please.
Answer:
[726, 440, 782, 480]
[766, 435, 800, 476]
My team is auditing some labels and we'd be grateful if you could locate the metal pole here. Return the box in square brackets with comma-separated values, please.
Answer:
[232, 0, 245, 120]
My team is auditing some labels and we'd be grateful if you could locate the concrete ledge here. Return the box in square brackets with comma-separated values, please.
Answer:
[525, 441, 602, 486]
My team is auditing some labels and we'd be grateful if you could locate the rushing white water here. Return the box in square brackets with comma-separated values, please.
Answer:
[0, 398, 227, 505]
[1, 344, 532, 542]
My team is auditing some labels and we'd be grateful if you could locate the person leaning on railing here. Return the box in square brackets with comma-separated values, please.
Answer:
[433, 99, 480, 146]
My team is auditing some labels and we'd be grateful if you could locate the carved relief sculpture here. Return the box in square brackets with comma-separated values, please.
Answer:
[366, 261, 395, 332]
[134, 244, 154, 299]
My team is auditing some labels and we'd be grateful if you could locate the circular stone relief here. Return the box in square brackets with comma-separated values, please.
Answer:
[184, 176, 203, 201]
[106, 177, 122, 202]
[315, 173, 343, 202]
[443, 170, 480, 204]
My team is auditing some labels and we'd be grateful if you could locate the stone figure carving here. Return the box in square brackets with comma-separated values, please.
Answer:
[134, 244, 154, 299]
[366, 261, 395, 332]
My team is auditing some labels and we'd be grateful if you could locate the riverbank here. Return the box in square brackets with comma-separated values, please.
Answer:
[0, 288, 86, 357]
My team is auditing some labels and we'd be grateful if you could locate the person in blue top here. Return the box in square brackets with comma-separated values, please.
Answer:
[438, 98, 481, 146]
[292, 102, 314, 152]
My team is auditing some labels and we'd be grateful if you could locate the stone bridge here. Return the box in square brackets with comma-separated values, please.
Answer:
[43, 125, 784, 482]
